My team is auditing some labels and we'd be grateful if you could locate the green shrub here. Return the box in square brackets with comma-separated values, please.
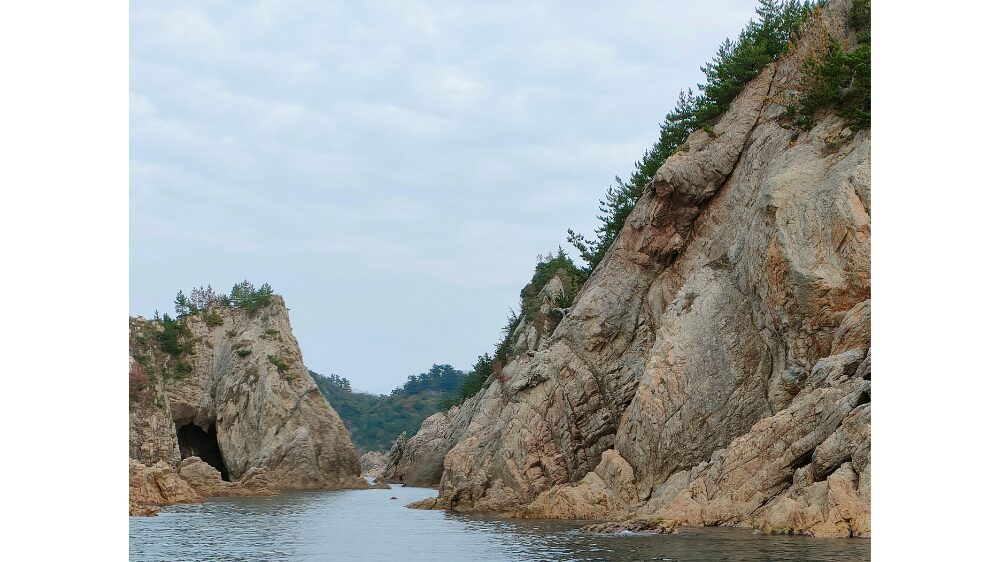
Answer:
[156, 314, 188, 357]
[490, 249, 586, 370]
[458, 354, 492, 402]
[267, 354, 289, 374]
[204, 311, 224, 327]
[173, 283, 267, 317]
[493, 309, 522, 367]
[172, 361, 193, 379]
[229, 280, 274, 315]
[235, 348, 252, 358]
[850, 0, 871, 43]
[522, 248, 586, 320]
[262, 329, 280, 339]
[554, 290, 576, 310]
[787, 0, 870, 128]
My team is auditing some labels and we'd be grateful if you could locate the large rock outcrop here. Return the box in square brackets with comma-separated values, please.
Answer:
[129, 295, 366, 513]
[379, 398, 479, 487]
[129, 459, 201, 516]
[404, 0, 870, 538]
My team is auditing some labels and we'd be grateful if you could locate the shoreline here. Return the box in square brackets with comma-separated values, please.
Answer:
[134, 483, 870, 541]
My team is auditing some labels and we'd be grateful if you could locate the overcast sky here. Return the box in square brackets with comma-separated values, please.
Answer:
[130, 0, 759, 394]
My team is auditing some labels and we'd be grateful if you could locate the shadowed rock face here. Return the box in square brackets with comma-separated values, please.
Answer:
[396, 0, 870, 538]
[129, 296, 366, 513]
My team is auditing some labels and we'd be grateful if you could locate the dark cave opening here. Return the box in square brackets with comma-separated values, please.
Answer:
[176, 422, 230, 481]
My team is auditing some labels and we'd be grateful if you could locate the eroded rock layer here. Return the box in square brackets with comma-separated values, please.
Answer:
[399, 0, 870, 538]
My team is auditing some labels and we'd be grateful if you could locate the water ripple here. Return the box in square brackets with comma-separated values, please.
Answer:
[130, 485, 870, 562]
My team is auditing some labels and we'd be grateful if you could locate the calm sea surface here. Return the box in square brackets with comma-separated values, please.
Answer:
[129, 483, 870, 561]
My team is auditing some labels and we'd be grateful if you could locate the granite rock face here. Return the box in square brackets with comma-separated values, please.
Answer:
[129, 296, 366, 513]
[129, 357, 180, 467]
[380, 411, 458, 487]
[403, 0, 871, 538]
[359, 451, 388, 478]
[379, 400, 479, 487]
[509, 273, 575, 357]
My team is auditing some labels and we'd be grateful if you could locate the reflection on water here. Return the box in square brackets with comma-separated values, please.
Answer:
[129, 484, 870, 561]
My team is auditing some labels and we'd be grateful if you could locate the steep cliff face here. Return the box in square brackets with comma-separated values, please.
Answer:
[129, 295, 365, 512]
[404, 0, 870, 538]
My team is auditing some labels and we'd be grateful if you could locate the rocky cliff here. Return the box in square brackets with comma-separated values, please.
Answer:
[129, 295, 366, 514]
[400, 0, 871, 538]
[359, 450, 388, 478]
[379, 259, 585, 487]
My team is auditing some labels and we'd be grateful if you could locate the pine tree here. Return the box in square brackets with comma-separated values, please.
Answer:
[174, 290, 190, 317]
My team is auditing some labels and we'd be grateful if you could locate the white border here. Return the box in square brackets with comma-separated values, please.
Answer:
[2, 0, 999, 559]
[874, 0, 1000, 559]
[0, 1, 127, 558]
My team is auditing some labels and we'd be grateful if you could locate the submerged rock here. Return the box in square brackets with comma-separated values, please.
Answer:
[406, 497, 438, 510]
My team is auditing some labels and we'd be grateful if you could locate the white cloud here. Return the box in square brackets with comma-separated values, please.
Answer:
[131, 0, 760, 393]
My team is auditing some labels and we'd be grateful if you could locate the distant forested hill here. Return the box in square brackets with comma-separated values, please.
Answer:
[310, 364, 464, 452]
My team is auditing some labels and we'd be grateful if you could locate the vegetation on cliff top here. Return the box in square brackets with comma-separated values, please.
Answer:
[455, 354, 493, 404]
[172, 280, 274, 317]
[493, 248, 586, 368]
[131, 280, 278, 391]
[568, 0, 816, 272]
[311, 364, 466, 451]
